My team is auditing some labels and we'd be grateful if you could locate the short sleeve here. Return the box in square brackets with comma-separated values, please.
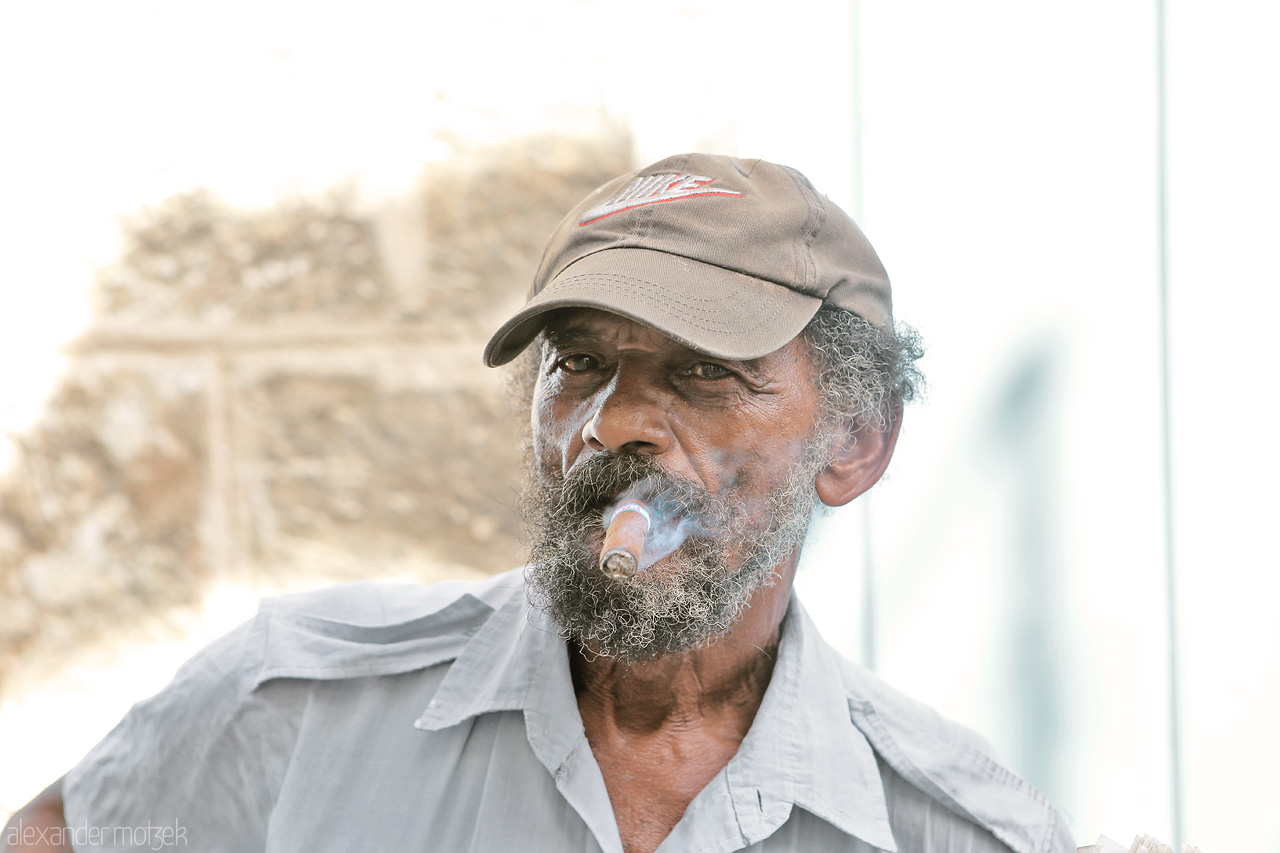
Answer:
[61, 617, 297, 853]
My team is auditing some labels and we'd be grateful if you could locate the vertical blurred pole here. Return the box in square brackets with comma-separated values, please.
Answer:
[1155, 0, 1185, 845]
[850, 0, 877, 673]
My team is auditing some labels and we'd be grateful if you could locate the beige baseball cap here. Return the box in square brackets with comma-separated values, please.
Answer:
[482, 153, 892, 367]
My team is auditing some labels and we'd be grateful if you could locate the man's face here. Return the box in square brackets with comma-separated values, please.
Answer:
[521, 309, 832, 661]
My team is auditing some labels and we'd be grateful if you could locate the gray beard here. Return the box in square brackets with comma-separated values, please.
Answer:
[520, 451, 821, 663]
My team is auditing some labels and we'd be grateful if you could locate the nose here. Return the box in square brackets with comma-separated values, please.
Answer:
[581, 368, 672, 455]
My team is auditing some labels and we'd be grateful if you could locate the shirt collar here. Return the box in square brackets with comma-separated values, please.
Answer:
[413, 584, 552, 731]
[414, 580, 897, 852]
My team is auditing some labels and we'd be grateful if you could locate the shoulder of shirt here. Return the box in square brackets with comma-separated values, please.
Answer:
[241, 567, 528, 689]
[833, 656, 1074, 853]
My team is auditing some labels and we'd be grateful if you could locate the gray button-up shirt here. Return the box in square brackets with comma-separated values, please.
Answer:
[63, 569, 1073, 852]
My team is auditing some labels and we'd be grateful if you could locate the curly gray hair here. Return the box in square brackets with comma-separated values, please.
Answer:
[800, 306, 925, 437]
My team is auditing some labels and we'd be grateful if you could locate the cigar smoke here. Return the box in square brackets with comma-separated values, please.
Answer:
[597, 483, 709, 581]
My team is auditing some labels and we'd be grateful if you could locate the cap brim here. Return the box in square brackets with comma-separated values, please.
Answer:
[483, 247, 823, 366]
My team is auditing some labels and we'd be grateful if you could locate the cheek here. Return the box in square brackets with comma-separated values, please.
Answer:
[530, 379, 559, 472]
[698, 405, 812, 474]
[694, 417, 816, 508]
[531, 381, 592, 473]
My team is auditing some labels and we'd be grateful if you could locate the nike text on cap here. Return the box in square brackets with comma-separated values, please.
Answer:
[482, 153, 893, 367]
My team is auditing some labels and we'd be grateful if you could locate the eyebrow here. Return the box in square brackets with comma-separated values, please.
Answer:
[542, 324, 603, 349]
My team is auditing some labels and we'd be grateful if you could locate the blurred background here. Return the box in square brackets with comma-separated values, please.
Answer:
[1, 1, 1277, 849]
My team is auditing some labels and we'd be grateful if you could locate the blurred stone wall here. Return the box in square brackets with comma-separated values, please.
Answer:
[0, 133, 633, 699]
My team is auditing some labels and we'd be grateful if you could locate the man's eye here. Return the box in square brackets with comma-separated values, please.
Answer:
[687, 362, 733, 380]
[557, 354, 600, 372]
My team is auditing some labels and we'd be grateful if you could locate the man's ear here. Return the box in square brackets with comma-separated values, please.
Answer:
[814, 404, 903, 508]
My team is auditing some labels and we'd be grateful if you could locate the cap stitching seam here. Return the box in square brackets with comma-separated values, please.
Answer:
[784, 166, 820, 288]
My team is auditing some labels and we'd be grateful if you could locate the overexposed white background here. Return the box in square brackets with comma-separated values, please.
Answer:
[2, 2, 1277, 850]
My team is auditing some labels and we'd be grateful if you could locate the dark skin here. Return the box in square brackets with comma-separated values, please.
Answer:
[535, 309, 900, 852]
[4, 309, 901, 853]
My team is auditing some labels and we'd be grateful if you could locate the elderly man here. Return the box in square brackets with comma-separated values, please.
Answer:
[5, 154, 1072, 852]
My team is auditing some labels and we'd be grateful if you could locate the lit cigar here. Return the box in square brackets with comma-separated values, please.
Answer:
[599, 501, 651, 580]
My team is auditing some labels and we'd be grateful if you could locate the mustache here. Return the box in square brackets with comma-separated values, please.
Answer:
[541, 452, 712, 523]
[528, 451, 738, 565]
